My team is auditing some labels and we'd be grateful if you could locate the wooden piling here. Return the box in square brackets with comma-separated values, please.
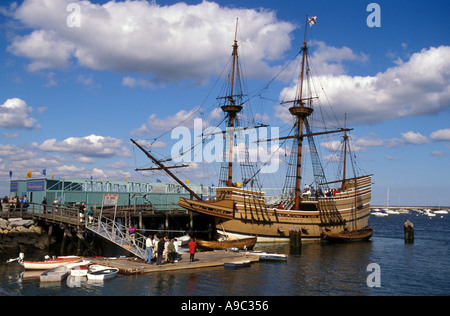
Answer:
[46, 224, 53, 249]
[404, 220, 414, 244]
[60, 230, 67, 253]
[289, 227, 302, 249]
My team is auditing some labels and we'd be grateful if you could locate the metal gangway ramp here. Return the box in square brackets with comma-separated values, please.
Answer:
[86, 215, 147, 260]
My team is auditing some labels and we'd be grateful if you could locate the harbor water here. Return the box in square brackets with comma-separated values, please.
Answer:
[1, 212, 449, 296]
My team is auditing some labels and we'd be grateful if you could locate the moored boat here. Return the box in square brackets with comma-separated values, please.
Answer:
[323, 227, 373, 243]
[245, 251, 288, 262]
[21, 255, 82, 270]
[196, 236, 257, 250]
[67, 260, 92, 277]
[87, 265, 119, 281]
[371, 210, 388, 217]
[224, 260, 251, 268]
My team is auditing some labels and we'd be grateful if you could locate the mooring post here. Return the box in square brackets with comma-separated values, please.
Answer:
[404, 220, 414, 244]
[46, 224, 53, 249]
[60, 229, 67, 254]
[289, 227, 302, 249]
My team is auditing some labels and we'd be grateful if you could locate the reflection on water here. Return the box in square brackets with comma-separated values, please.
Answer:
[1, 214, 449, 296]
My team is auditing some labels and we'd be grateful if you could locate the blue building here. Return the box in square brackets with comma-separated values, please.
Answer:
[9, 178, 215, 211]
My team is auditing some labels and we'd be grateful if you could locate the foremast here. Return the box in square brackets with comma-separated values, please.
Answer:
[218, 19, 259, 190]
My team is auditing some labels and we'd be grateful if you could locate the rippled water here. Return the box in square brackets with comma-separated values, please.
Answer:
[1, 212, 449, 296]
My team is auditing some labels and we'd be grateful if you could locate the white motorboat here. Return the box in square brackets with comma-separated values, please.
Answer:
[40, 266, 69, 282]
[371, 210, 388, 217]
[384, 209, 400, 215]
[434, 209, 448, 215]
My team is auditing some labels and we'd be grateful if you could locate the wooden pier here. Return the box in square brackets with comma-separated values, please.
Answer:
[0, 203, 196, 258]
[90, 251, 260, 275]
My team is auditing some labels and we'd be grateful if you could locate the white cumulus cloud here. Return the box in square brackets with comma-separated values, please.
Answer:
[8, 0, 296, 84]
[32, 134, 130, 159]
[276, 45, 450, 125]
[0, 98, 41, 130]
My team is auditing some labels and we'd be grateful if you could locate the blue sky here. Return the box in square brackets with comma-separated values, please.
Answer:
[0, 0, 449, 206]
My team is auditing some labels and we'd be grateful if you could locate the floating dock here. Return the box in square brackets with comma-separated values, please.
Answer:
[90, 251, 260, 275]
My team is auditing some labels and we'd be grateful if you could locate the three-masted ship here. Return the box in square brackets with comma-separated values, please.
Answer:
[133, 17, 373, 242]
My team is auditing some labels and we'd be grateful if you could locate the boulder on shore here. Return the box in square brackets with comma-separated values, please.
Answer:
[0, 218, 48, 250]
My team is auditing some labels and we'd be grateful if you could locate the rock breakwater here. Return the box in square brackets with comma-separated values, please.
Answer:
[0, 218, 51, 250]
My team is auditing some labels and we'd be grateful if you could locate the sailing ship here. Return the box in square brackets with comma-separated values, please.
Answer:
[132, 17, 373, 242]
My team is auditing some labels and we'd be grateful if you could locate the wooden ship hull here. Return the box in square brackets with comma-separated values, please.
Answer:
[179, 175, 372, 242]
[196, 236, 257, 250]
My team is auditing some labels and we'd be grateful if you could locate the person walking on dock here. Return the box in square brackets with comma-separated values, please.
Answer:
[78, 202, 86, 223]
[167, 239, 175, 263]
[52, 197, 59, 213]
[86, 207, 94, 224]
[145, 235, 153, 264]
[157, 236, 167, 265]
[128, 224, 136, 244]
[188, 238, 197, 262]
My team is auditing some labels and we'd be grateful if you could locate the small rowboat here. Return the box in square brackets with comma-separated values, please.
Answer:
[246, 251, 288, 262]
[21, 256, 82, 270]
[224, 260, 251, 268]
[323, 227, 374, 243]
[87, 265, 119, 281]
[40, 266, 69, 282]
[67, 260, 92, 277]
[196, 236, 257, 251]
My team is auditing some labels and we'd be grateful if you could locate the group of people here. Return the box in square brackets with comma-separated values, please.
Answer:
[302, 185, 340, 200]
[77, 201, 94, 224]
[144, 234, 198, 265]
[1, 195, 29, 212]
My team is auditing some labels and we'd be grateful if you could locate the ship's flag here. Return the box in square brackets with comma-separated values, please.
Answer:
[309, 16, 317, 27]
[26, 169, 32, 178]
[9, 170, 13, 178]
[42, 168, 46, 176]
[185, 179, 190, 184]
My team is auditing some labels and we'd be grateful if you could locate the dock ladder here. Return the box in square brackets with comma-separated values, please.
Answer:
[86, 215, 147, 260]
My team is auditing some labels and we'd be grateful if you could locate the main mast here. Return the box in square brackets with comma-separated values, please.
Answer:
[220, 19, 243, 187]
[287, 16, 314, 210]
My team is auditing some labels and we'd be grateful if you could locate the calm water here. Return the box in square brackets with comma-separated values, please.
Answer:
[1, 212, 449, 296]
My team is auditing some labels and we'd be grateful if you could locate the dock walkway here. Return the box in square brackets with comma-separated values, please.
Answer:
[91, 251, 259, 275]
